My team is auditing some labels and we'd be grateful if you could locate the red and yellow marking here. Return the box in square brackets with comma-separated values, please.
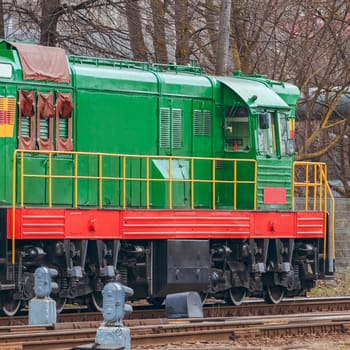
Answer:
[0, 97, 16, 137]
[289, 119, 295, 139]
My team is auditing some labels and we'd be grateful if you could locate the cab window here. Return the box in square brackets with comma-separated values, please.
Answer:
[278, 112, 295, 156]
[257, 112, 276, 156]
[224, 106, 250, 152]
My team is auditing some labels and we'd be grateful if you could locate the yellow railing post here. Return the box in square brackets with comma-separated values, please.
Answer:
[20, 151, 24, 207]
[168, 157, 173, 209]
[146, 156, 150, 209]
[99, 154, 103, 208]
[74, 153, 78, 208]
[48, 152, 52, 208]
[11, 150, 18, 265]
[305, 163, 309, 211]
[233, 160, 237, 210]
[123, 156, 126, 208]
[191, 158, 194, 209]
[253, 161, 257, 210]
[212, 159, 216, 210]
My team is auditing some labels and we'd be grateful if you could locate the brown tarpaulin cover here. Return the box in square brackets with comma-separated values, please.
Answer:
[8, 41, 70, 83]
[18, 90, 35, 150]
[56, 92, 74, 118]
[19, 90, 35, 116]
[38, 92, 55, 118]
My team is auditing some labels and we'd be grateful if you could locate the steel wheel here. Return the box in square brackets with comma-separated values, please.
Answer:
[147, 297, 165, 307]
[89, 291, 103, 312]
[263, 285, 285, 304]
[228, 287, 246, 306]
[2, 292, 21, 316]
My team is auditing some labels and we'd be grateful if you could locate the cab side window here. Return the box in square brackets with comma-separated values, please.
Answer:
[224, 106, 250, 152]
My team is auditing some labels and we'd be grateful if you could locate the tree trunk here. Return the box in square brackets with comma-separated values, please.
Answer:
[150, 0, 168, 63]
[204, 0, 218, 56]
[125, 0, 148, 61]
[40, 0, 60, 46]
[0, 0, 4, 38]
[175, 0, 189, 65]
[215, 0, 231, 75]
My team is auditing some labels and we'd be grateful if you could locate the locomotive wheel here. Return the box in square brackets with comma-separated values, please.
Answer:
[228, 287, 246, 306]
[263, 285, 285, 304]
[88, 291, 103, 312]
[147, 297, 165, 307]
[2, 292, 21, 316]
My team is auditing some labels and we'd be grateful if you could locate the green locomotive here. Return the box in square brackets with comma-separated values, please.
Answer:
[0, 40, 334, 315]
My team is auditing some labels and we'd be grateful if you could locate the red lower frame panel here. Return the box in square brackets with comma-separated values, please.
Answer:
[7, 208, 325, 240]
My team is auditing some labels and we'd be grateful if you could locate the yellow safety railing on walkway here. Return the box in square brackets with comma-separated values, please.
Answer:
[12, 150, 257, 210]
[293, 161, 335, 260]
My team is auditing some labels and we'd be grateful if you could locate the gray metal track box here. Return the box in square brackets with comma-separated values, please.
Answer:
[165, 291, 203, 318]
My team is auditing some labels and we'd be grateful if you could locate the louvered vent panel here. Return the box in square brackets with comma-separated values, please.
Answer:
[59, 118, 68, 138]
[193, 110, 202, 136]
[160, 108, 170, 148]
[203, 110, 211, 136]
[193, 110, 211, 136]
[172, 108, 182, 148]
[40, 118, 49, 140]
[21, 116, 31, 137]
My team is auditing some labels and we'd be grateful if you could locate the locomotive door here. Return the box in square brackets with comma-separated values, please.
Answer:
[191, 100, 213, 208]
[153, 99, 191, 208]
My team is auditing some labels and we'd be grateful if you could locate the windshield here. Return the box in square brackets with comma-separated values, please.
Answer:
[257, 111, 294, 157]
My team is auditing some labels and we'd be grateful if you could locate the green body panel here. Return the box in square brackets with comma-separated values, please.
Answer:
[0, 42, 300, 211]
[256, 157, 293, 209]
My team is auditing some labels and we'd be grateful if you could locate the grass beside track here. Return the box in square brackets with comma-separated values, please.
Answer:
[308, 269, 350, 297]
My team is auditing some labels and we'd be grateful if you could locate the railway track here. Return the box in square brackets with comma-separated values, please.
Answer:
[1, 297, 350, 349]
[2, 296, 350, 326]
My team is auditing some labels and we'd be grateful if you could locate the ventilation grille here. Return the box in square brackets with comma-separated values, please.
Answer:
[59, 118, 69, 138]
[160, 108, 171, 148]
[172, 108, 182, 148]
[194, 109, 211, 136]
[21, 116, 31, 137]
[40, 118, 49, 140]
[160, 107, 182, 149]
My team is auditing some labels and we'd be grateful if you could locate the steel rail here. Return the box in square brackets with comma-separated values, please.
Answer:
[1, 312, 350, 349]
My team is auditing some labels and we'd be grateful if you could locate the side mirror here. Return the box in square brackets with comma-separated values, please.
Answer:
[287, 139, 295, 156]
[259, 113, 269, 129]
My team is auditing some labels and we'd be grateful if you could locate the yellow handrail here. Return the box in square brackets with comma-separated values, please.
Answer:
[12, 150, 257, 210]
[293, 161, 335, 259]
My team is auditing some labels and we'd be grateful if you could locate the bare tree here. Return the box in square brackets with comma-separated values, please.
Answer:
[40, 0, 60, 46]
[215, 0, 231, 75]
[0, 0, 4, 37]
[150, 0, 168, 63]
[175, 0, 189, 64]
[125, 0, 148, 60]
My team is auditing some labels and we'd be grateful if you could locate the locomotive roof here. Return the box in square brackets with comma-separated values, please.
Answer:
[216, 76, 292, 109]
